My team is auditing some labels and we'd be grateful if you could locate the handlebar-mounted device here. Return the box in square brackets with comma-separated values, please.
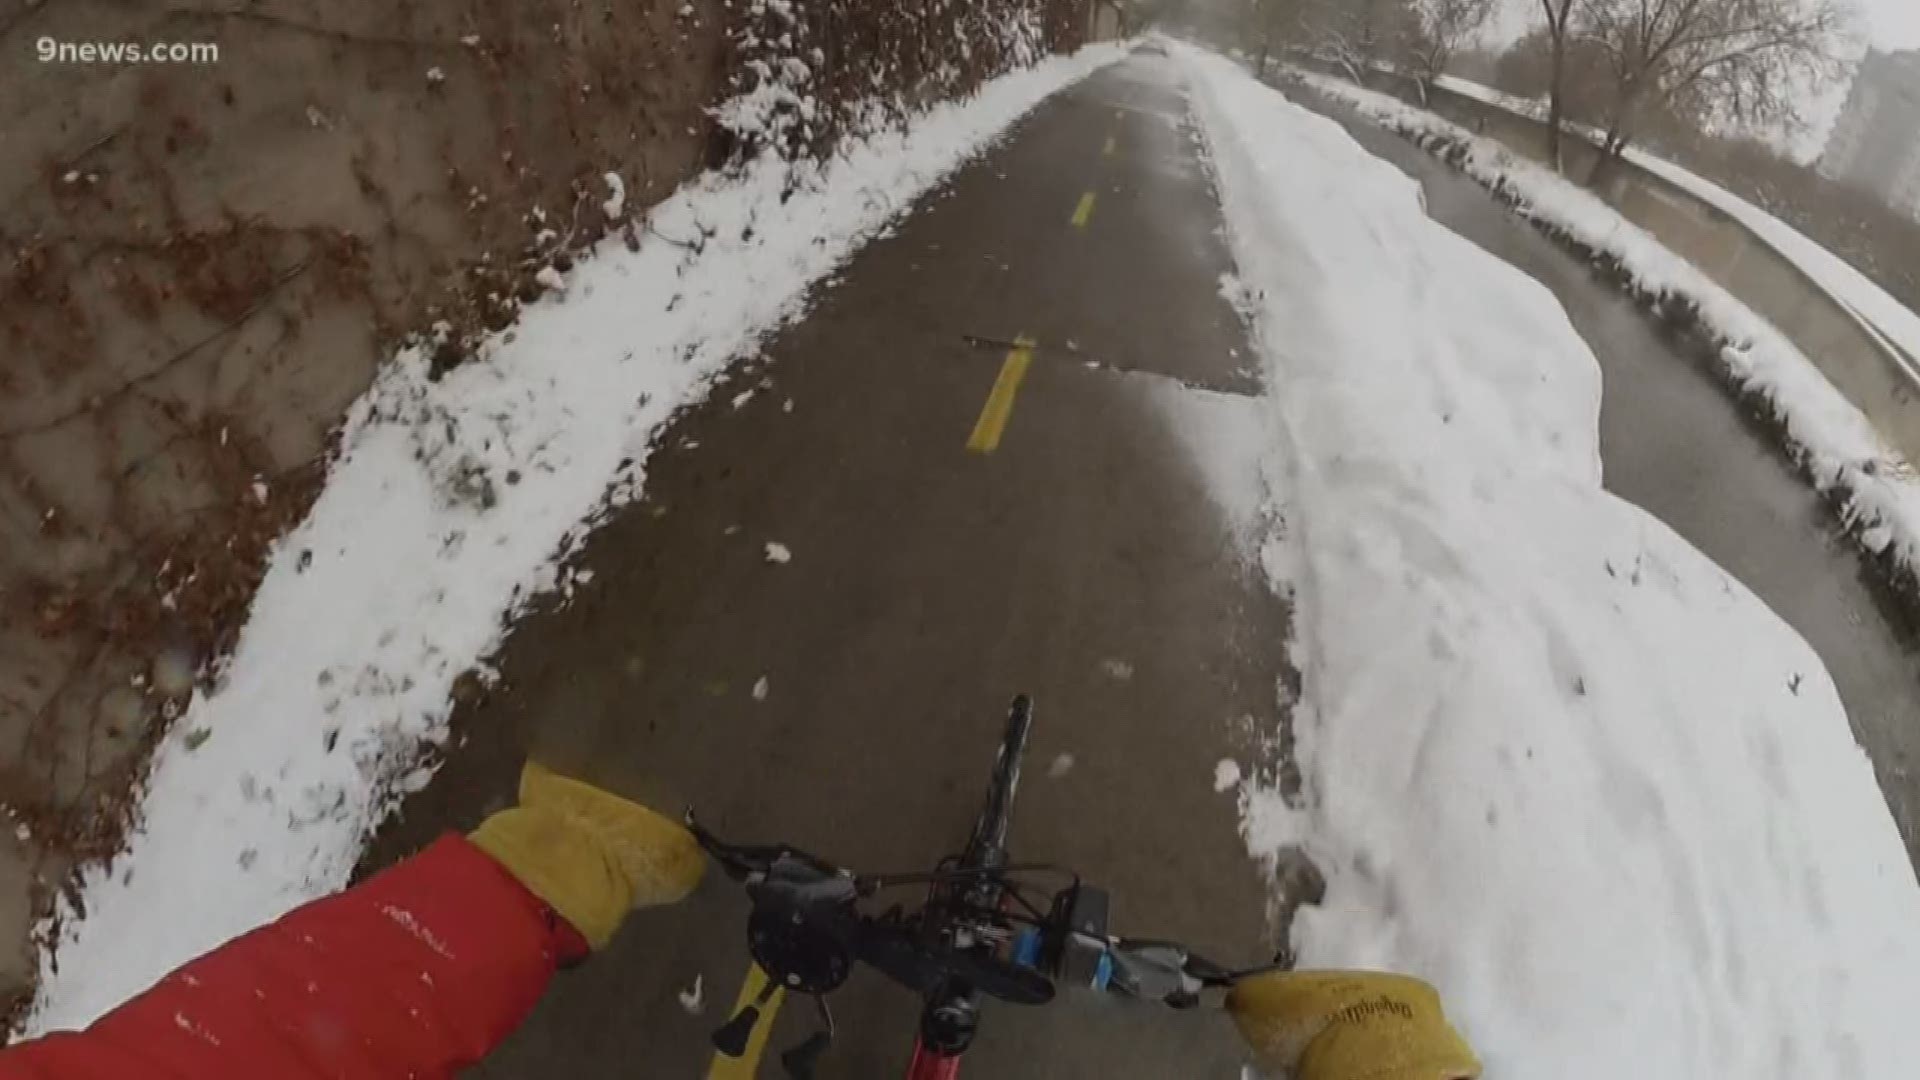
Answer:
[686, 811, 1273, 1077]
[685, 694, 1274, 1078]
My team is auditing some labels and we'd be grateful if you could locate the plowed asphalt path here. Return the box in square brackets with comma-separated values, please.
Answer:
[369, 53, 1298, 1079]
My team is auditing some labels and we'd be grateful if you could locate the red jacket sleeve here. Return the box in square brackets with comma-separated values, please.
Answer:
[0, 834, 588, 1079]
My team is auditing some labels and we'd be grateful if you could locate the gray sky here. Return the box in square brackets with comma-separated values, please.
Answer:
[1863, 0, 1920, 50]
[1492, 0, 1920, 52]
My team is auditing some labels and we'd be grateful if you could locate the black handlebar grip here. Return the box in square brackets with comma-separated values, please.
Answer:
[711, 1006, 761, 1057]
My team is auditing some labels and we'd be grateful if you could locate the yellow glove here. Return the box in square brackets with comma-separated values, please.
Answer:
[469, 761, 704, 949]
[1229, 970, 1481, 1080]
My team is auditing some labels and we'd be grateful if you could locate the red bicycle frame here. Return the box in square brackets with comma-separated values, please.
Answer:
[906, 1038, 963, 1080]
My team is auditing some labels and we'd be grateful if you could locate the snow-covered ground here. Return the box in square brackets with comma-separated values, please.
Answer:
[1179, 44, 1920, 1076]
[1432, 73, 1542, 117]
[1624, 150, 1920, 370]
[1301, 69, 1920, 585]
[1433, 74, 1920, 371]
[20, 41, 1125, 1035]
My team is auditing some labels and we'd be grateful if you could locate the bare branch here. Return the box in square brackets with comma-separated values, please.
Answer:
[1574, 0, 1853, 175]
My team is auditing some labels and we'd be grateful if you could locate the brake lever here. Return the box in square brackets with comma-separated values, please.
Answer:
[686, 809, 858, 890]
[1105, 939, 1278, 1004]
[1188, 955, 1285, 988]
[685, 807, 773, 881]
[753, 855, 860, 905]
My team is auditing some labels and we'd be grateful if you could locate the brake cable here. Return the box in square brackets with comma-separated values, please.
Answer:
[855, 862, 1080, 895]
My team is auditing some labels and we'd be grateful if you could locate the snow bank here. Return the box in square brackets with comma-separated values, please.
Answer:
[1432, 74, 1920, 371]
[22, 42, 1124, 1035]
[1433, 73, 1545, 120]
[1179, 45, 1920, 1076]
[1622, 148, 1920, 370]
[1300, 70, 1920, 584]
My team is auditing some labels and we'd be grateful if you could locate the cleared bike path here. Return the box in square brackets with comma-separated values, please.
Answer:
[368, 54, 1292, 1079]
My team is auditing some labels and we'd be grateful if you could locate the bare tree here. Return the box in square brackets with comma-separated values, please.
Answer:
[1236, 0, 1380, 81]
[1247, 0, 1308, 76]
[1302, 0, 1422, 83]
[1496, 26, 1689, 137]
[1538, 0, 1581, 170]
[1404, 0, 1500, 99]
[1235, 0, 1428, 85]
[1578, 0, 1853, 184]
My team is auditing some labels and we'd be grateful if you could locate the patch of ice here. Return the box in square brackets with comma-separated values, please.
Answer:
[763, 542, 791, 564]
[1149, 382, 1269, 550]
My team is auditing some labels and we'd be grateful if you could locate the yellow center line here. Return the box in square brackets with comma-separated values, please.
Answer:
[705, 964, 787, 1079]
[966, 337, 1036, 454]
[1070, 191, 1097, 230]
[1103, 134, 1117, 157]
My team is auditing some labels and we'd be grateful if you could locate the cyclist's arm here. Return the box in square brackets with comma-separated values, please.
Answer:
[0, 833, 583, 1080]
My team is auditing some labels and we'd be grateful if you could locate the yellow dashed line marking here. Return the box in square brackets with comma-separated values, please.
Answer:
[705, 965, 786, 1079]
[1071, 191, 1097, 229]
[966, 336, 1036, 453]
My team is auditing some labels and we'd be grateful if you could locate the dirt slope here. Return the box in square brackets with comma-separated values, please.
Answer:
[0, 0, 1090, 1013]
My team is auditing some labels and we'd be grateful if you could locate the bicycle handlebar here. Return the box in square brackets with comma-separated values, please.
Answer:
[687, 696, 1281, 1078]
[684, 810, 1273, 1008]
